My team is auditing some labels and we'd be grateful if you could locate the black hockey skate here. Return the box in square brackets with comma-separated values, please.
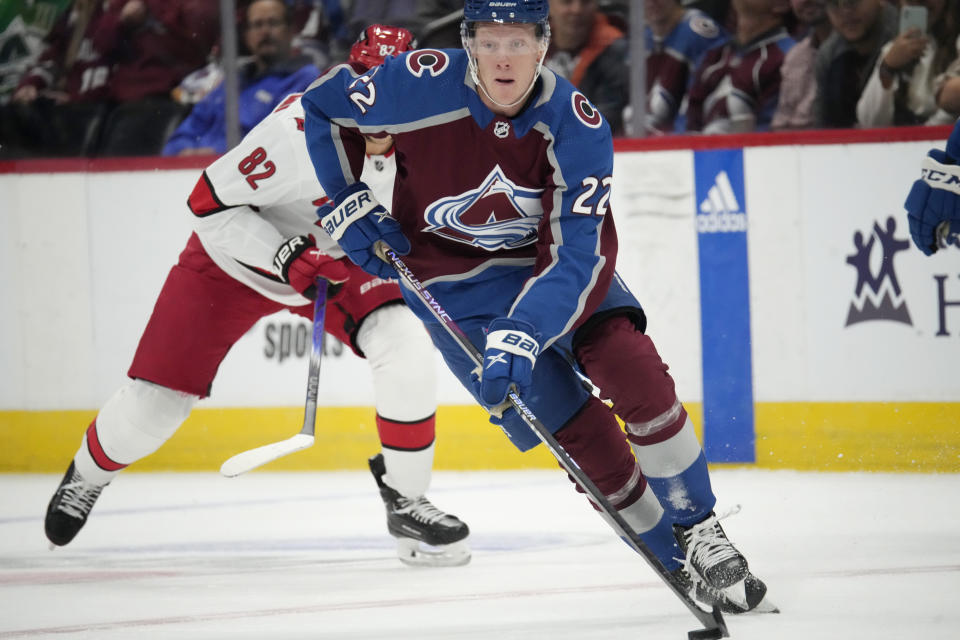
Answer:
[45, 461, 107, 547]
[671, 566, 773, 614]
[369, 453, 470, 567]
[674, 509, 777, 614]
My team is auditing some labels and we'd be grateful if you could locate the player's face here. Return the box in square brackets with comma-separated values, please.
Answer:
[471, 23, 544, 116]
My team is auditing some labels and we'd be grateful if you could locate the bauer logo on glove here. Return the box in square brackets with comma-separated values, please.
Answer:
[273, 234, 349, 299]
[479, 318, 540, 408]
[485, 331, 539, 367]
[272, 236, 309, 275]
[317, 181, 411, 281]
[321, 189, 375, 241]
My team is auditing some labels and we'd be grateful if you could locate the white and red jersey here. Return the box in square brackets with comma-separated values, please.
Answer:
[186, 92, 397, 306]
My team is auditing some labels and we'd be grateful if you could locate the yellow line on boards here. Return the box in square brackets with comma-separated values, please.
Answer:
[0, 402, 957, 472]
[752, 402, 960, 472]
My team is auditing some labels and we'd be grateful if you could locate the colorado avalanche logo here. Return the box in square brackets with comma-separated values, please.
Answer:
[572, 92, 603, 129]
[406, 50, 449, 77]
[422, 166, 543, 251]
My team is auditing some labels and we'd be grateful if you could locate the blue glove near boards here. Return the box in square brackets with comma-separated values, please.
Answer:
[904, 122, 960, 255]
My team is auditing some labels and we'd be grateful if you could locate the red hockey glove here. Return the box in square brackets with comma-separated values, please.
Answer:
[273, 235, 349, 300]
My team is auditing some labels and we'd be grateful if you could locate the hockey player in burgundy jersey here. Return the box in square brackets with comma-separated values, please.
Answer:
[301, 0, 772, 614]
[44, 25, 470, 568]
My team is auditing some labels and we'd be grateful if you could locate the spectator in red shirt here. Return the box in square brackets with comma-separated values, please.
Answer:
[0, 0, 217, 158]
[100, 0, 219, 104]
[11, 0, 113, 106]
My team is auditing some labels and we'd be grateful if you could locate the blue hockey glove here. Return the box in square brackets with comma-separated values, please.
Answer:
[318, 182, 411, 279]
[905, 126, 960, 255]
[478, 318, 540, 409]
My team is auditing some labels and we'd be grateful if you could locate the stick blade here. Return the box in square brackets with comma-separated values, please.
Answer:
[688, 606, 728, 640]
[220, 434, 315, 477]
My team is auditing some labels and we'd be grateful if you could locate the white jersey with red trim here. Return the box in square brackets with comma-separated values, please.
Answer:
[186, 92, 397, 306]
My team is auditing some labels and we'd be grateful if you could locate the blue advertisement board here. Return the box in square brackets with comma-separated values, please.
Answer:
[693, 149, 755, 463]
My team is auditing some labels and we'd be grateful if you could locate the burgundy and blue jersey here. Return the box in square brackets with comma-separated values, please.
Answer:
[301, 49, 617, 353]
[686, 27, 795, 134]
[645, 9, 728, 134]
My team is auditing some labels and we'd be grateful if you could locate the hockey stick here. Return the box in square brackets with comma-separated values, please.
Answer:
[936, 220, 957, 249]
[375, 244, 727, 640]
[220, 279, 329, 477]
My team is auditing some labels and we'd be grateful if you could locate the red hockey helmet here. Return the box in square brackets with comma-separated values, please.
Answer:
[348, 24, 417, 70]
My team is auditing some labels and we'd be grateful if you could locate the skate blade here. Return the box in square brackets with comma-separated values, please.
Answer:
[718, 579, 779, 614]
[749, 596, 779, 614]
[396, 538, 471, 568]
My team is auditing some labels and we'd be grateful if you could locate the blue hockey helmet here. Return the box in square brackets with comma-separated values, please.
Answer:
[462, 0, 550, 25]
[461, 0, 551, 43]
[460, 0, 552, 111]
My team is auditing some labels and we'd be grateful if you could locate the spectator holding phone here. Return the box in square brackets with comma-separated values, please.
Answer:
[856, 0, 960, 127]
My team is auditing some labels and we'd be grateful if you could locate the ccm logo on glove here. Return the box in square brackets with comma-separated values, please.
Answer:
[921, 157, 960, 195]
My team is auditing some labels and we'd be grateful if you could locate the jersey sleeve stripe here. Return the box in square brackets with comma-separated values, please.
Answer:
[187, 171, 230, 217]
[234, 258, 283, 283]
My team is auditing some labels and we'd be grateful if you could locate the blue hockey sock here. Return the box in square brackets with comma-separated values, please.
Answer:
[644, 450, 716, 527]
[636, 514, 684, 572]
[631, 417, 717, 528]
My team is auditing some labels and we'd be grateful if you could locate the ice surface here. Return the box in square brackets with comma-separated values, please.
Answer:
[1, 469, 958, 639]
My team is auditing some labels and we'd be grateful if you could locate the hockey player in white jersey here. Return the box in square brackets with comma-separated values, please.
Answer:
[44, 24, 470, 567]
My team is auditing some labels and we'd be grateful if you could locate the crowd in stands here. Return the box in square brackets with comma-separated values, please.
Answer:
[0, 0, 957, 159]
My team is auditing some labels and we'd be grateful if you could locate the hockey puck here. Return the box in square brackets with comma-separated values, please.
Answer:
[687, 628, 724, 640]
